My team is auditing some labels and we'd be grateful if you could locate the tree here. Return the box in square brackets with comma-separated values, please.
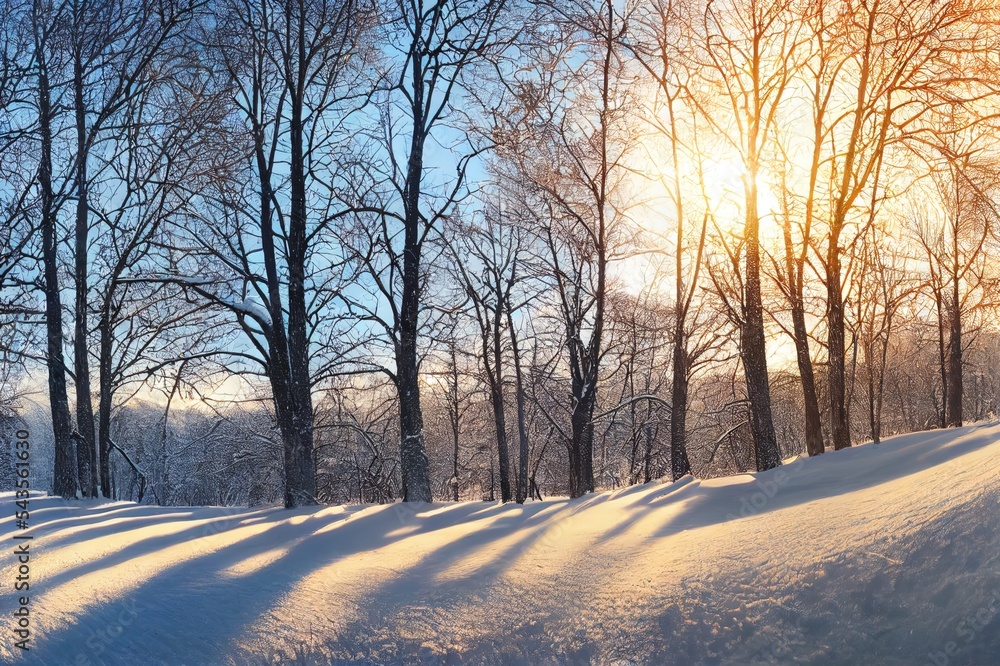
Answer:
[912, 115, 1000, 429]
[697, 0, 801, 471]
[849, 224, 911, 444]
[67, 0, 196, 498]
[423, 315, 477, 501]
[506, 261, 532, 503]
[343, 0, 511, 502]
[94, 54, 225, 497]
[627, 0, 720, 480]
[601, 288, 671, 485]
[809, 0, 988, 449]
[451, 205, 533, 502]
[180, 0, 374, 507]
[28, 0, 77, 498]
[760, 0, 842, 458]
[492, 0, 642, 496]
[768, 154, 825, 456]
[0, 0, 38, 394]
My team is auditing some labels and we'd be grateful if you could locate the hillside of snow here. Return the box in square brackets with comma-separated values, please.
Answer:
[4, 423, 1000, 665]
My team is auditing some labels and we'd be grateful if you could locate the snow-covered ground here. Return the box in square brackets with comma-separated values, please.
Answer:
[4, 423, 1000, 665]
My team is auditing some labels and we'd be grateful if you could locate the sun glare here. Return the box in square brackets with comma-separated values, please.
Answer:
[699, 157, 783, 241]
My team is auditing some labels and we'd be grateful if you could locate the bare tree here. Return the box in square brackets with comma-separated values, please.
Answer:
[0, 0, 39, 385]
[697, 0, 804, 471]
[93, 58, 227, 497]
[422, 316, 477, 501]
[808, 0, 989, 449]
[450, 205, 534, 502]
[911, 115, 1000, 429]
[26, 0, 77, 497]
[601, 288, 671, 484]
[177, 0, 374, 507]
[65, 0, 197, 498]
[627, 0, 720, 479]
[759, 0, 843, 457]
[342, 0, 511, 502]
[490, 0, 643, 496]
[767, 155, 825, 456]
[849, 224, 911, 444]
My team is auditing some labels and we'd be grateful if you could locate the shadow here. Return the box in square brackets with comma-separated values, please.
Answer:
[599, 423, 999, 545]
[245, 498, 607, 663]
[31, 507, 205, 546]
[634, 479, 1000, 665]
[14, 497, 568, 664]
[32, 506, 290, 595]
[8, 422, 999, 665]
[8, 496, 206, 545]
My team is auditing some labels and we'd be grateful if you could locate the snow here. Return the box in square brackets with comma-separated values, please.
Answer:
[160, 274, 272, 327]
[235, 296, 272, 327]
[217, 294, 271, 327]
[4, 423, 1000, 664]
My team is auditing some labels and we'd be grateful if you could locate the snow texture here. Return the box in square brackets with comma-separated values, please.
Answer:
[219, 294, 271, 327]
[4, 423, 1000, 664]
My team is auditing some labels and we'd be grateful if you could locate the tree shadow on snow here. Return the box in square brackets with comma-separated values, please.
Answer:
[22, 496, 609, 664]
[14, 422, 1000, 665]
[600, 423, 999, 545]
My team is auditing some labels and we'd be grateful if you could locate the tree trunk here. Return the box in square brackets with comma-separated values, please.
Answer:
[669, 335, 692, 481]
[508, 309, 530, 504]
[38, 41, 77, 499]
[824, 3, 882, 451]
[827, 246, 851, 450]
[283, 23, 317, 507]
[566, 432, 581, 497]
[486, 313, 512, 503]
[489, 381, 512, 503]
[626, 368, 639, 485]
[450, 346, 461, 502]
[643, 424, 653, 483]
[945, 284, 962, 428]
[791, 301, 824, 456]
[789, 83, 826, 459]
[97, 308, 114, 498]
[569, 384, 597, 497]
[865, 338, 880, 445]
[451, 417, 460, 502]
[933, 285, 948, 428]
[743, 179, 781, 472]
[564, 0, 610, 498]
[73, 50, 97, 498]
[666, 88, 696, 480]
[874, 332, 890, 443]
[279, 412, 315, 508]
[397, 43, 432, 503]
[398, 334, 431, 502]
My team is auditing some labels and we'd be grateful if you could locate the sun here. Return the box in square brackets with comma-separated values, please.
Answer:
[698, 157, 783, 242]
[629, 134, 786, 251]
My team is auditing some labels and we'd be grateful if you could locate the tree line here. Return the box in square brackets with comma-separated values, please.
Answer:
[1, 0, 999, 508]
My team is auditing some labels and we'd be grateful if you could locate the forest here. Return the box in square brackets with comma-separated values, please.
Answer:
[2, 0, 1000, 510]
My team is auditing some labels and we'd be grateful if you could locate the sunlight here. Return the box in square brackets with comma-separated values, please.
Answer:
[633, 134, 784, 244]
[219, 546, 294, 578]
[5, 0, 1000, 660]
[699, 157, 783, 241]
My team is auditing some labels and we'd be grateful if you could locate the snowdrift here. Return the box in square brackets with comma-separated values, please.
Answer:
[4, 423, 1000, 664]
